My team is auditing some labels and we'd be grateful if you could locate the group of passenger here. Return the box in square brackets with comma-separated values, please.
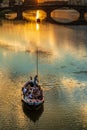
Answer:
[22, 75, 43, 100]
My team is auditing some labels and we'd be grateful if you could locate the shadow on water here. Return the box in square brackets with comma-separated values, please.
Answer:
[22, 104, 44, 123]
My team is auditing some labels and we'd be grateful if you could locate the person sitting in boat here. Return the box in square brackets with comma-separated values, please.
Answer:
[34, 75, 39, 87]
[28, 91, 33, 99]
[32, 88, 39, 99]
[26, 85, 37, 99]
[31, 85, 43, 99]
[22, 87, 27, 96]
[26, 85, 38, 99]
[36, 85, 43, 100]
[38, 89, 43, 100]
[25, 87, 33, 99]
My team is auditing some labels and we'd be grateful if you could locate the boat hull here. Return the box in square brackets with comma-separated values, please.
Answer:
[22, 96, 44, 110]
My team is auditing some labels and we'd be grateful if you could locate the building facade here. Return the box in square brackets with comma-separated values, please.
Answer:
[24, 0, 37, 5]
[68, 0, 87, 5]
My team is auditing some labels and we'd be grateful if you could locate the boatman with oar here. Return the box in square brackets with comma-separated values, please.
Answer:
[34, 75, 39, 87]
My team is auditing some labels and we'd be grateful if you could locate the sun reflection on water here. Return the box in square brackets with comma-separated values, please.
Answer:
[0, 22, 59, 62]
[23, 10, 46, 22]
[36, 10, 40, 20]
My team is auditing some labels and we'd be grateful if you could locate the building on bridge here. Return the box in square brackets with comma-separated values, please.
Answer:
[24, 0, 37, 5]
[9, 0, 23, 6]
[68, 0, 87, 5]
[43, 0, 68, 5]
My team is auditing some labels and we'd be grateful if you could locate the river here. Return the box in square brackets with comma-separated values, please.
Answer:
[0, 16, 87, 130]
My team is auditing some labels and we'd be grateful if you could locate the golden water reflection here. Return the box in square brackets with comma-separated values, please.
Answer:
[80, 104, 87, 128]
[0, 22, 60, 62]
[23, 10, 46, 22]
[0, 21, 87, 63]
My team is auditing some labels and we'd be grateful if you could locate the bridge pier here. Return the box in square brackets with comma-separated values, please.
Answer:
[16, 9, 23, 20]
[78, 10, 85, 22]
[75, 9, 87, 25]
[45, 10, 53, 22]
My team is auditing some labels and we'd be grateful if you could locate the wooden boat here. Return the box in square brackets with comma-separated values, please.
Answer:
[22, 48, 44, 110]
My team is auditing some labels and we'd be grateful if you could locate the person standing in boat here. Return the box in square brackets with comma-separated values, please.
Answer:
[34, 75, 39, 86]
[24, 76, 34, 87]
[29, 76, 34, 87]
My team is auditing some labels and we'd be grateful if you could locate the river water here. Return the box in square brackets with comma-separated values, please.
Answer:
[0, 18, 87, 130]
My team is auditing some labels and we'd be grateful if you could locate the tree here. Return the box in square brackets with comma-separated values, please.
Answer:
[0, 0, 3, 4]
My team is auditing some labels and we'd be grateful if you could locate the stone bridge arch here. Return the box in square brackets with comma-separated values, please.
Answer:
[42, 6, 87, 25]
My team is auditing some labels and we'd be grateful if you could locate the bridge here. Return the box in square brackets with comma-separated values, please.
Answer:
[0, 2, 87, 25]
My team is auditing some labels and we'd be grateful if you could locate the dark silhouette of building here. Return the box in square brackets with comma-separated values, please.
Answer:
[0, 0, 3, 6]
[68, 0, 86, 5]
[24, 0, 37, 5]
[9, 0, 15, 6]
[0, 0, 3, 4]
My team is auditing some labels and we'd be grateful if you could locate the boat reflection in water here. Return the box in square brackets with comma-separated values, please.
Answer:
[22, 104, 44, 123]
